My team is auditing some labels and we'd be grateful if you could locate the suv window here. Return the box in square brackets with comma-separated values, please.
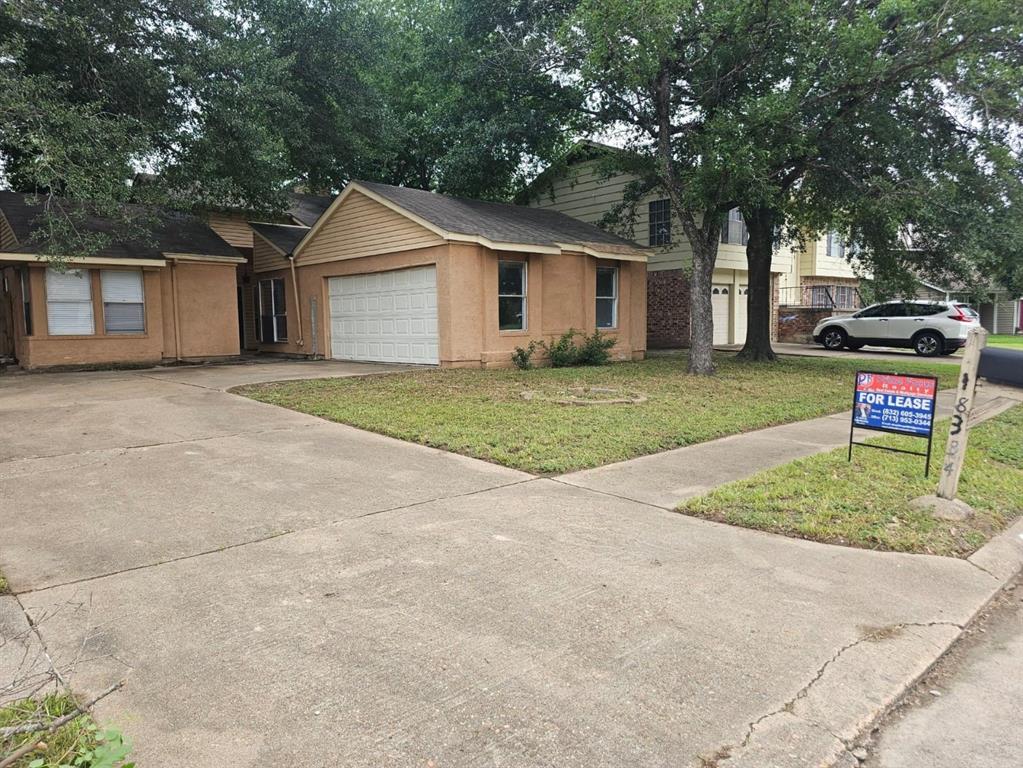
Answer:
[955, 304, 980, 318]
[856, 303, 898, 318]
[907, 303, 946, 316]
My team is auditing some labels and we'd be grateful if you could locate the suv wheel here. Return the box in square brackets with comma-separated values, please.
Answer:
[821, 327, 847, 351]
[913, 331, 943, 357]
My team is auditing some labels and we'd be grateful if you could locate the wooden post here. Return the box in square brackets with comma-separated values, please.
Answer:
[936, 327, 988, 499]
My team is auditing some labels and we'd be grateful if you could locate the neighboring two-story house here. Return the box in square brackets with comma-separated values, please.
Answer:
[526, 142, 865, 348]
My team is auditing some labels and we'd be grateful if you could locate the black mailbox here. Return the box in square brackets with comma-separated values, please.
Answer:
[978, 347, 1023, 388]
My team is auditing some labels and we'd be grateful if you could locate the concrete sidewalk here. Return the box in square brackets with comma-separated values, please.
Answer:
[557, 384, 1022, 510]
[3, 363, 1022, 768]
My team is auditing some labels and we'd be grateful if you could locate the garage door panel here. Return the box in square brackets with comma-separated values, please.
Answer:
[712, 284, 730, 345]
[328, 266, 439, 365]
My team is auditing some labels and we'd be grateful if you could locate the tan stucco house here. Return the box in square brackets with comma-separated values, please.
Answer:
[0, 191, 245, 369]
[246, 181, 649, 367]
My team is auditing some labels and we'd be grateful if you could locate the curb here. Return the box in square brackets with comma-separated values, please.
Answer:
[717, 518, 1023, 768]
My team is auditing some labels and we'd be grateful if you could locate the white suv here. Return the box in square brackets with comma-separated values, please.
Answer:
[812, 300, 981, 356]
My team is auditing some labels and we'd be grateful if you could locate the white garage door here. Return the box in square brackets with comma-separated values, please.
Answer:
[734, 284, 749, 344]
[712, 284, 731, 344]
[328, 266, 439, 364]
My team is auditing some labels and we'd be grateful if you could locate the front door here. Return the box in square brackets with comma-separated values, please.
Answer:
[0, 270, 15, 358]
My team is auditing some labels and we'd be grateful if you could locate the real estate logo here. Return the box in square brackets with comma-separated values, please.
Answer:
[848, 371, 939, 476]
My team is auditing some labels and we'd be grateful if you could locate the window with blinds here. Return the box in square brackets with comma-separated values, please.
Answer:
[101, 270, 145, 334]
[46, 268, 94, 335]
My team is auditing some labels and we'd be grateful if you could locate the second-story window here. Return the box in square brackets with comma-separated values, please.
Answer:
[648, 199, 671, 246]
[826, 231, 846, 259]
[721, 208, 748, 245]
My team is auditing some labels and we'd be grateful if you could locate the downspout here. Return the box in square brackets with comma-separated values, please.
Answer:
[170, 259, 183, 361]
[288, 254, 304, 348]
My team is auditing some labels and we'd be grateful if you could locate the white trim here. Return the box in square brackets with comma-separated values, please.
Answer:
[165, 252, 247, 264]
[497, 260, 528, 332]
[0, 252, 166, 267]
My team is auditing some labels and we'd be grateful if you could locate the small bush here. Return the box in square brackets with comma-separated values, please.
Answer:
[511, 341, 540, 370]
[544, 330, 581, 367]
[541, 329, 617, 367]
[576, 330, 617, 366]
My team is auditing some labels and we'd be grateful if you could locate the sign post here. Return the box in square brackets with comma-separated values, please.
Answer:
[936, 328, 988, 499]
[848, 371, 938, 475]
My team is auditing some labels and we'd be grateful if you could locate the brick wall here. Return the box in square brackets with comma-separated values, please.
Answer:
[647, 269, 691, 348]
[777, 307, 853, 343]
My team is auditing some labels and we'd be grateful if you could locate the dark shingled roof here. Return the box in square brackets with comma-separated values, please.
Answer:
[0, 191, 240, 261]
[287, 193, 333, 227]
[250, 221, 309, 254]
[354, 181, 646, 256]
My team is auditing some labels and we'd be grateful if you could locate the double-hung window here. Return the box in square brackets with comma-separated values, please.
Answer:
[721, 208, 748, 245]
[46, 268, 94, 335]
[101, 270, 145, 334]
[826, 231, 846, 259]
[596, 266, 618, 329]
[648, 199, 672, 246]
[498, 261, 527, 331]
[258, 278, 287, 342]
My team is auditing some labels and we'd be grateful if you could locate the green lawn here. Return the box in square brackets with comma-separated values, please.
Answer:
[0, 694, 131, 768]
[987, 334, 1023, 350]
[237, 353, 959, 474]
[679, 405, 1023, 557]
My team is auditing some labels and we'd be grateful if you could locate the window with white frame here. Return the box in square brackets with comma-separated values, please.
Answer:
[258, 278, 287, 342]
[101, 270, 145, 334]
[721, 208, 748, 245]
[46, 268, 94, 335]
[498, 261, 526, 331]
[596, 266, 618, 329]
[648, 199, 671, 246]
[826, 231, 846, 259]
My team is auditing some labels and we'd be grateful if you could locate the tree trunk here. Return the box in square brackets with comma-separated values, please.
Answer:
[736, 205, 778, 362]
[688, 236, 718, 374]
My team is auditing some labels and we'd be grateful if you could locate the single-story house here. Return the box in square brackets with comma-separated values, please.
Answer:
[247, 181, 649, 367]
[0, 191, 245, 369]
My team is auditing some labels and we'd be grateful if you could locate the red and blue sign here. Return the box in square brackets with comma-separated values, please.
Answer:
[853, 372, 937, 437]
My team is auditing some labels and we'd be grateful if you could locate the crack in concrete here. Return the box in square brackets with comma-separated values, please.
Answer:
[13, 530, 297, 596]
[964, 557, 1001, 582]
[728, 620, 965, 758]
[548, 476, 675, 512]
[12, 477, 541, 597]
[0, 424, 317, 470]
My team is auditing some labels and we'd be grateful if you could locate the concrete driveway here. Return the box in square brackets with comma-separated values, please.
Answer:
[0, 362, 1011, 767]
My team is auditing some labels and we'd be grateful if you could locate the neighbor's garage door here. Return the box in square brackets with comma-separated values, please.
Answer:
[328, 266, 439, 364]
[712, 284, 731, 344]
[734, 284, 748, 344]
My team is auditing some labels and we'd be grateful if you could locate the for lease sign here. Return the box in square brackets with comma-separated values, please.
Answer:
[853, 372, 937, 437]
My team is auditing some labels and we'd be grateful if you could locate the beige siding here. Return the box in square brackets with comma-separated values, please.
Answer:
[206, 212, 253, 250]
[529, 159, 795, 275]
[995, 299, 1019, 334]
[0, 212, 18, 250]
[253, 235, 289, 273]
[298, 191, 444, 266]
[801, 235, 860, 279]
